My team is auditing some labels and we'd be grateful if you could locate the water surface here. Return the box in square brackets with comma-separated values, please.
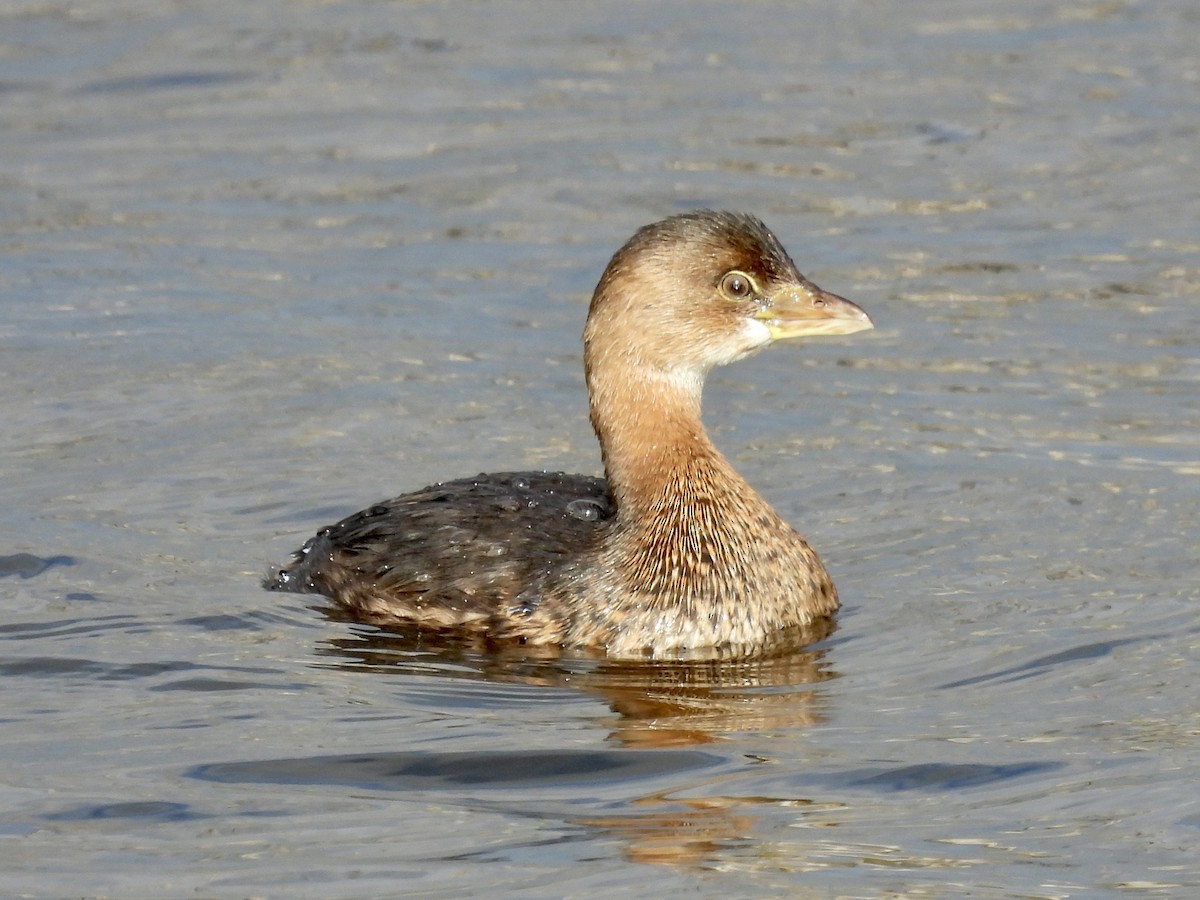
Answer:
[2, 1, 1198, 896]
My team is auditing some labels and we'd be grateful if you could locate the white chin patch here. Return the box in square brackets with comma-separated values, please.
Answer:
[714, 318, 774, 366]
[740, 318, 774, 352]
[743, 318, 773, 345]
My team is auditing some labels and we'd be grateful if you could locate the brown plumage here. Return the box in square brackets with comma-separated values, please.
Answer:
[266, 210, 873, 657]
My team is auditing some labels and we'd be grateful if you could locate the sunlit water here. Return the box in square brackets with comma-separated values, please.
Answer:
[2, 1, 1198, 896]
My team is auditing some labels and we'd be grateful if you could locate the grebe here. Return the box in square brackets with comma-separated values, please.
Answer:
[267, 211, 873, 657]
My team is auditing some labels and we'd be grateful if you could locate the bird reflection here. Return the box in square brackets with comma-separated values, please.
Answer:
[315, 605, 838, 748]
[309, 608, 843, 869]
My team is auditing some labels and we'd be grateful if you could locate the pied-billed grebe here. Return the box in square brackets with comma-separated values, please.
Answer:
[267, 210, 873, 657]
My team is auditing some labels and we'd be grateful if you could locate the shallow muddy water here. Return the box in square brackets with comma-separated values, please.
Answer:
[2, 0, 1198, 896]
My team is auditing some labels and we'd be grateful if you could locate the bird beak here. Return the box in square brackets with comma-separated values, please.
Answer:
[755, 281, 874, 340]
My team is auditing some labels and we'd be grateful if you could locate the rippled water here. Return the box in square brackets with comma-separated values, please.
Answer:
[2, 1, 1198, 896]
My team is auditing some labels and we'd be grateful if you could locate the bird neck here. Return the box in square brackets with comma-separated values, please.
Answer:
[587, 360, 747, 522]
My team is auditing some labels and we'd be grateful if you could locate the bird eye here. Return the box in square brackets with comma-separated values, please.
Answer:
[719, 270, 755, 301]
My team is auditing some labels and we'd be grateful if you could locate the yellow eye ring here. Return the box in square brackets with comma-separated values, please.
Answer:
[718, 270, 757, 301]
